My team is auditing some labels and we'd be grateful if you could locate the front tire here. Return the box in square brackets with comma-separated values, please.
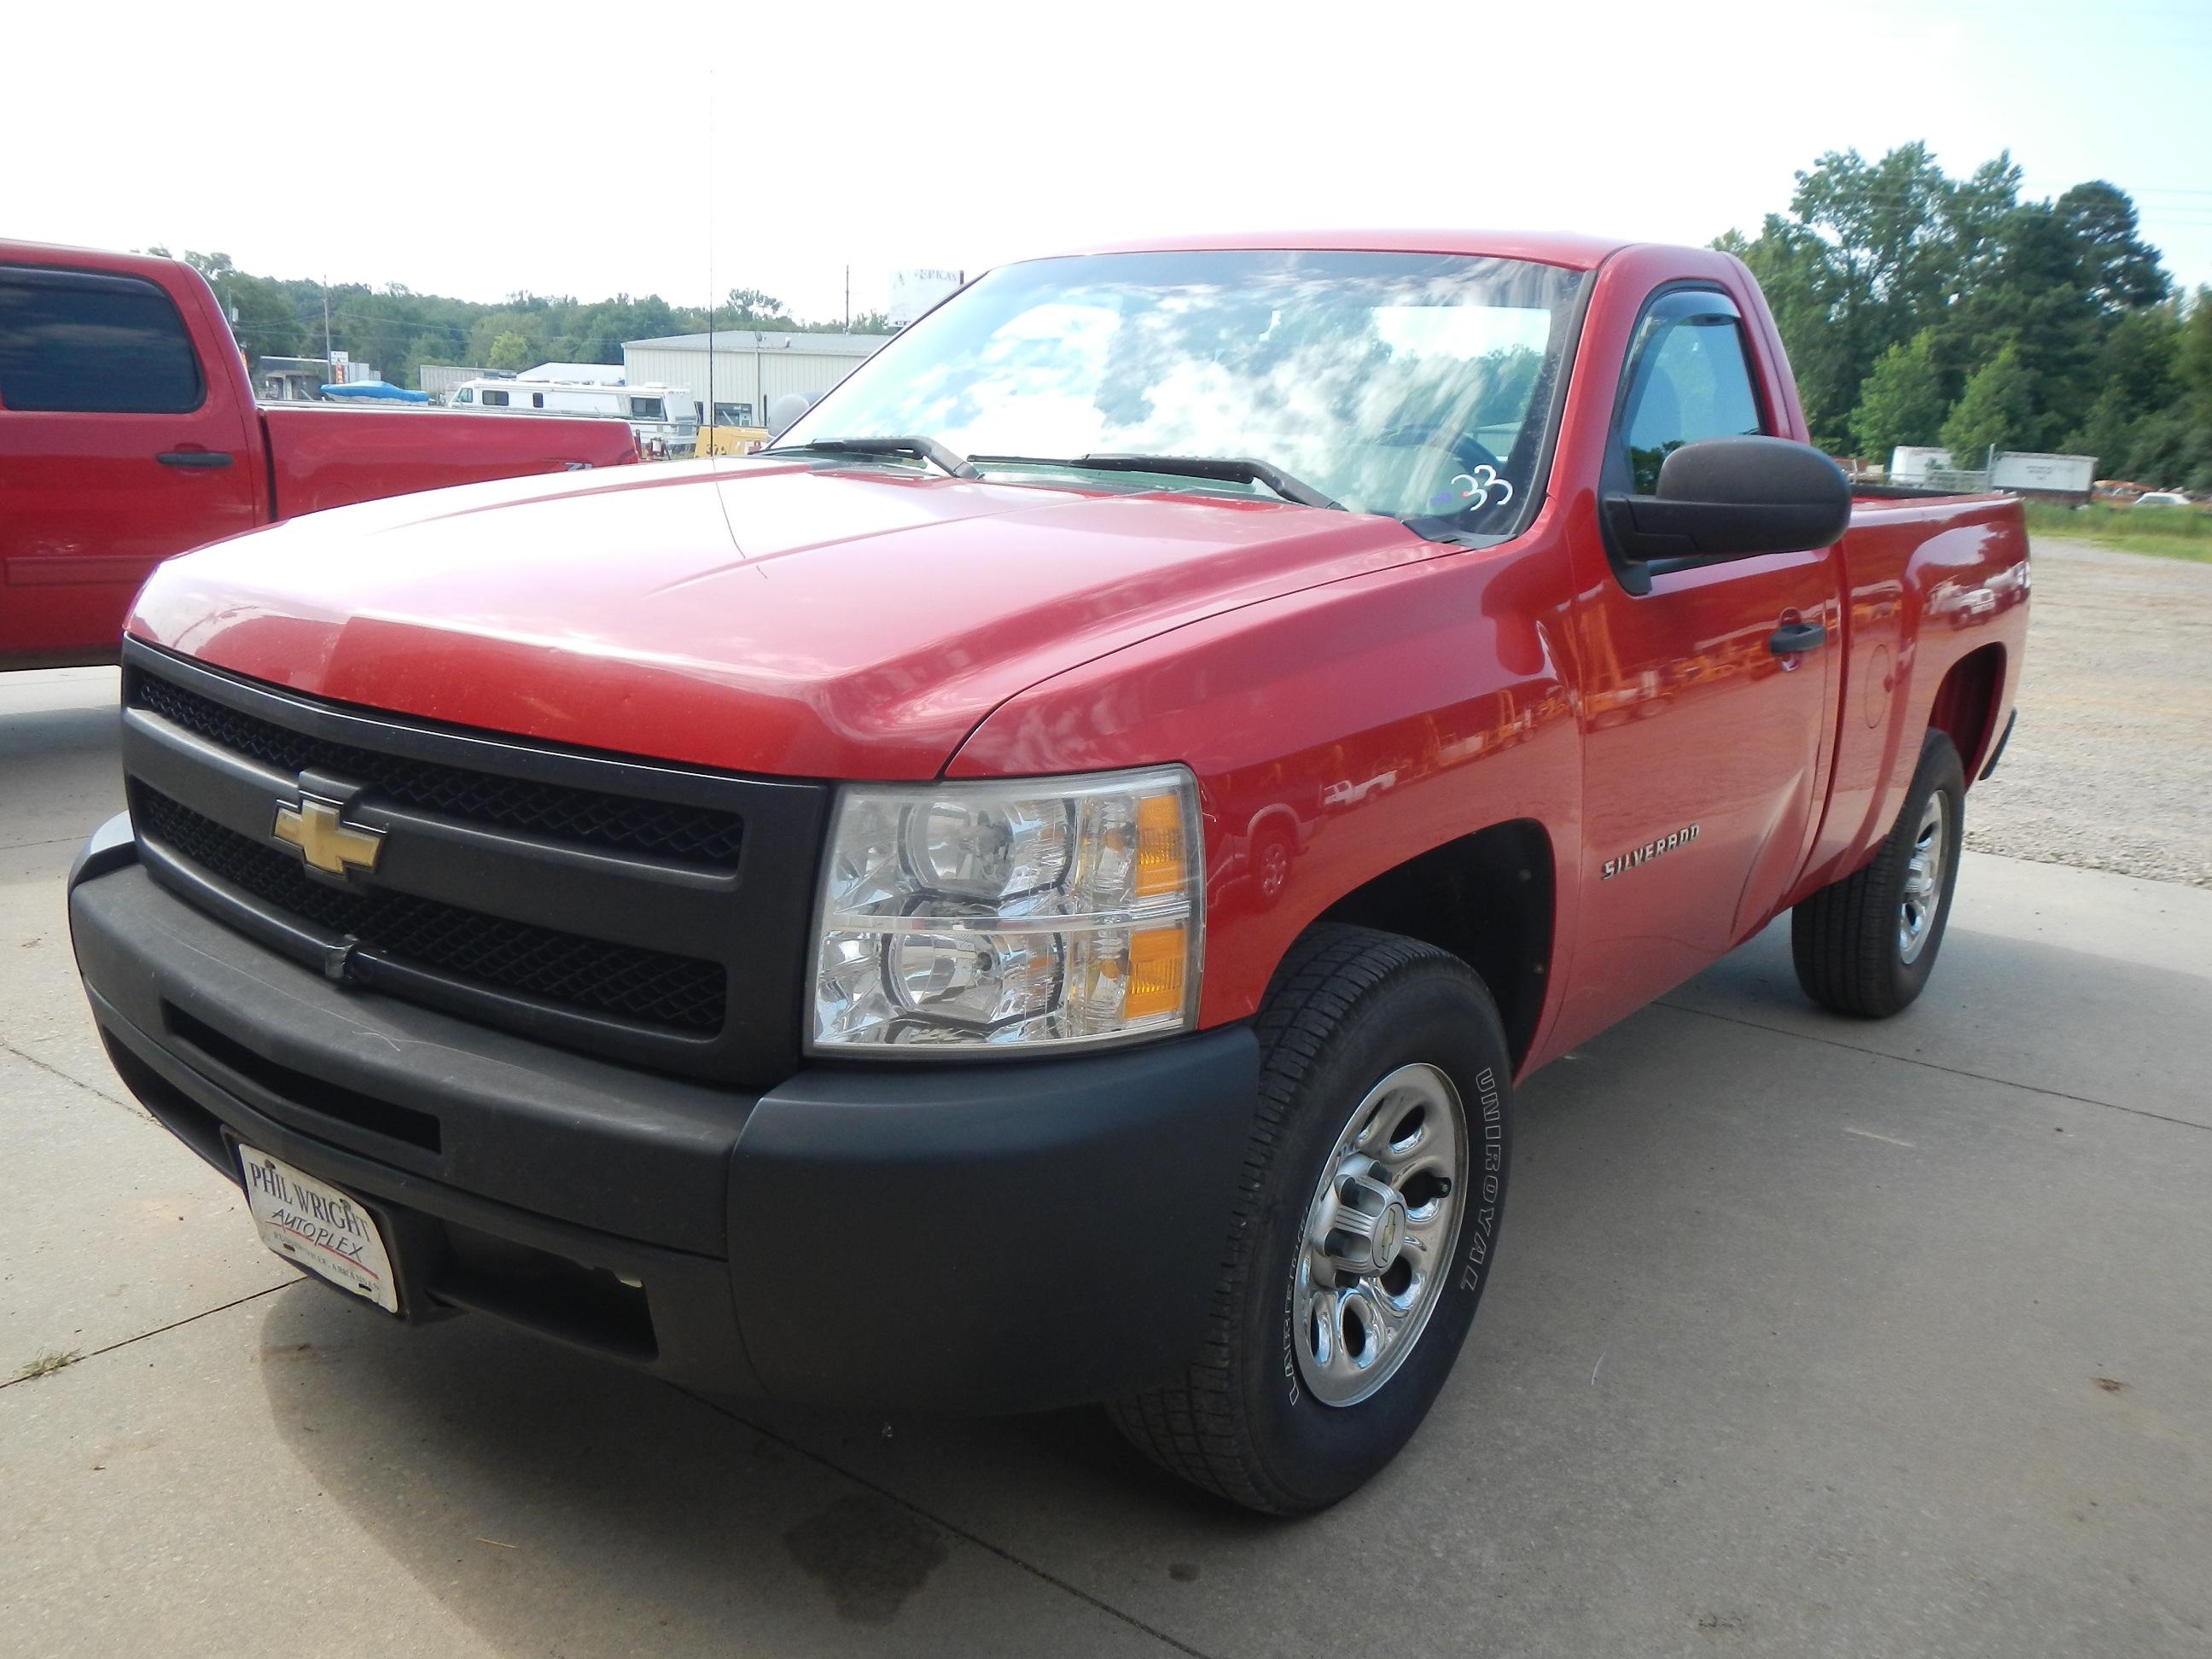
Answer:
[1791, 729, 1966, 1018]
[1109, 925, 1512, 1515]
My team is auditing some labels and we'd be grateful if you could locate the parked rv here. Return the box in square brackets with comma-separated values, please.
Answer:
[448, 376, 698, 456]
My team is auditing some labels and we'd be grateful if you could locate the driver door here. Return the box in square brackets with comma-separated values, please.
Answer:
[1557, 284, 1842, 1041]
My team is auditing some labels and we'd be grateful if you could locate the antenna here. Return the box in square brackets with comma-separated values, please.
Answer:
[706, 66, 716, 445]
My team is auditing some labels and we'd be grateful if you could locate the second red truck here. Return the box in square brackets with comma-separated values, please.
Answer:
[0, 241, 637, 671]
[67, 229, 2026, 1514]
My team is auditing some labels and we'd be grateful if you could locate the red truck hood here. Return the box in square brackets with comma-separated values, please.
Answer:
[130, 457, 1435, 778]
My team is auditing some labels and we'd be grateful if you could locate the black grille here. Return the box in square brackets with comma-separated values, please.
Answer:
[137, 789, 728, 1034]
[131, 670, 745, 868]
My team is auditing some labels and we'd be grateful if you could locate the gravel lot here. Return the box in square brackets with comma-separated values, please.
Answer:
[1966, 534, 2212, 888]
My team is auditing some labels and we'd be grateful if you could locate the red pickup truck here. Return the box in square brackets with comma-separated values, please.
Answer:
[0, 241, 637, 670]
[67, 230, 2026, 1515]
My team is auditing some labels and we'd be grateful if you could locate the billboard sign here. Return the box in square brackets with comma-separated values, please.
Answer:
[888, 267, 963, 329]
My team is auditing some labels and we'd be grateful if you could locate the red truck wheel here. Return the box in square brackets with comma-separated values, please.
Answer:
[1790, 731, 1968, 1018]
[1109, 924, 1513, 1515]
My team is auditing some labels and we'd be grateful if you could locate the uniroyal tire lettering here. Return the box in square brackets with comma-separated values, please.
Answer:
[1460, 1067, 1504, 1289]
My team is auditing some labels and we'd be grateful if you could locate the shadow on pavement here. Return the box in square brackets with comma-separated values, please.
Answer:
[251, 1284, 1217, 1656]
[0, 700, 116, 750]
[249, 900, 2212, 1658]
[1, 699, 125, 859]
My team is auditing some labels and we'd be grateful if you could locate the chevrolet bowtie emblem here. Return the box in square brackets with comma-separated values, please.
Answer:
[272, 794, 384, 878]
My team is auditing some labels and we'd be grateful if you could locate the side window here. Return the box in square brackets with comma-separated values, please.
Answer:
[453, 387, 474, 405]
[1619, 310, 1765, 494]
[629, 396, 666, 420]
[481, 388, 509, 408]
[531, 392, 545, 409]
[0, 265, 204, 413]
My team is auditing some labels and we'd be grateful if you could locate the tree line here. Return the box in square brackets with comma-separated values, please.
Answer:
[149, 165, 2212, 492]
[149, 251, 892, 393]
[1718, 143, 2212, 489]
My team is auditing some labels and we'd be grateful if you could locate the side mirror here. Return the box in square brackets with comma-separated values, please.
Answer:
[1604, 435, 1850, 569]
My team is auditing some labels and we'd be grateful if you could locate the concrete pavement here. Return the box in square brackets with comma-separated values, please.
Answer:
[4, 665, 2209, 1657]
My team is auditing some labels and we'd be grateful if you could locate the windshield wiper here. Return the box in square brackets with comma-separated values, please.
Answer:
[1071, 453, 1342, 511]
[765, 435, 979, 480]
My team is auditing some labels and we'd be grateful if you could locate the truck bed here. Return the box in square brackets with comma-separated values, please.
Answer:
[260, 404, 638, 517]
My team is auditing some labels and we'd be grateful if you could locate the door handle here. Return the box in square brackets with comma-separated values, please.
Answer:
[1768, 620, 1826, 655]
[158, 451, 234, 469]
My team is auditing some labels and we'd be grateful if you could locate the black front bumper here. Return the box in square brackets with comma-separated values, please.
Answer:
[70, 819, 1260, 1413]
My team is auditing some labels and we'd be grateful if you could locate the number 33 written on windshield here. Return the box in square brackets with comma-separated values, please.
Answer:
[1431, 466, 1513, 512]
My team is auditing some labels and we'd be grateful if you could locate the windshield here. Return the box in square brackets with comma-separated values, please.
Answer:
[777, 248, 1586, 531]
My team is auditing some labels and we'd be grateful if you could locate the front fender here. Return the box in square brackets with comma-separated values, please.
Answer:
[950, 534, 1581, 1033]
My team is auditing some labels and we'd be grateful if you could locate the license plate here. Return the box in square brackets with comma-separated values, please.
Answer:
[238, 1145, 399, 1313]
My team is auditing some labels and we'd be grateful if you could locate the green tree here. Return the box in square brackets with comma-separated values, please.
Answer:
[160, 250, 305, 359]
[723, 288, 794, 328]
[1715, 149, 2199, 462]
[1941, 153, 2025, 292]
[1718, 216, 1854, 446]
[2064, 386, 2141, 478]
[1716, 143, 1976, 449]
[2128, 410, 2212, 492]
[2056, 181, 2168, 313]
[1941, 345, 2038, 461]
[485, 330, 533, 373]
[1849, 329, 1947, 460]
[2101, 302, 2184, 409]
[227, 274, 304, 358]
[2180, 287, 2212, 424]
[1941, 202, 2103, 447]
[2062, 304, 2184, 477]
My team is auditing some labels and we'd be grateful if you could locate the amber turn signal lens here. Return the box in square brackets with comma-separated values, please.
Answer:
[1135, 793, 1186, 899]
[1123, 924, 1187, 1021]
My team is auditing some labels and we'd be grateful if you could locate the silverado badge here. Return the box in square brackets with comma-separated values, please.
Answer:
[272, 792, 384, 878]
[1601, 823, 1699, 881]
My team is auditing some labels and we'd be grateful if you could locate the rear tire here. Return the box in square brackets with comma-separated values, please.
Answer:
[1791, 730, 1966, 1018]
[1109, 924, 1512, 1516]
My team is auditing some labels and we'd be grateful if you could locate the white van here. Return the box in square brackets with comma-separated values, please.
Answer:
[447, 378, 698, 457]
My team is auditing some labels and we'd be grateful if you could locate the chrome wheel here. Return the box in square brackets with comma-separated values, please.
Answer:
[1292, 1063, 1467, 1407]
[1898, 791, 1948, 965]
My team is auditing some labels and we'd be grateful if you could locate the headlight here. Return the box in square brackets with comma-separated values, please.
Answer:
[810, 766, 1202, 1052]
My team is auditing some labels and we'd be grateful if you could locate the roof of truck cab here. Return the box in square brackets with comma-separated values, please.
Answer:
[1046, 229, 1633, 271]
[0, 239, 194, 280]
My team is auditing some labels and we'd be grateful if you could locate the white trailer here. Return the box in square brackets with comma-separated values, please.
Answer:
[1989, 451, 2096, 501]
[1889, 446, 1953, 482]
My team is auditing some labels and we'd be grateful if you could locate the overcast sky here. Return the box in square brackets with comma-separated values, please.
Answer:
[11, 0, 2209, 323]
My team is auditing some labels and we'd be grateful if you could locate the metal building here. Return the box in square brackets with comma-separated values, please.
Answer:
[518, 362, 624, 385]
[416, 364, 486, 401]
[621, 329, 894, 429]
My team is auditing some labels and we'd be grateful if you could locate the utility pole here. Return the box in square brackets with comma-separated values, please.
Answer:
[322, 277, 332, 367]
[844, 264, 850, 332]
